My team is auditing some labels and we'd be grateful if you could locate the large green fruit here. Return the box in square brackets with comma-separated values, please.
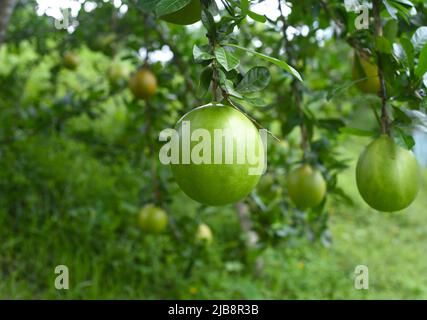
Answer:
[287, 165, 327, 209]
[62, 52, 79, 70]
[160, 0, 201, 25]
[138, 204, 168, 233]
[170, 103, 265, 206]
[356, 135, 420, 212]
[352, 52, 380, 95]
[129, 69, 157, 100]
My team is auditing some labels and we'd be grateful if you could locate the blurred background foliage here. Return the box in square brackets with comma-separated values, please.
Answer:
[0, 0, 427, 299]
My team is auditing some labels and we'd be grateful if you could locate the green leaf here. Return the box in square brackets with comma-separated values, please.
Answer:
[383, 19, 398, 42]
[236, 67, 271, 93]
[197, 67, 213, 99]
[247, 10, 267, 23]
[339, 127, 375, 137]
[140, 0, 159, 13]
[400, 37, 414, 69]
[214, 47, 240, 72]
[155, 0, 191, 17]
[411, 26, 427, 52]
[240, 0, 249, 15]
[415, 44, 427, 79]
[317, 118, 345, 132]
[375, 36, 393, 54]
[395, 127, 415, 150]
[223, 43, 303, 81]
[201, 9, 216, 36]
[193, 45, 214, 62]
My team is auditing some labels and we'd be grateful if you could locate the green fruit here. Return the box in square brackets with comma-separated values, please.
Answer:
[160, 0, 201, 25]
[352, 52, 380, 95]
[171, 103, 265, 206]
[129, 69, 157, 99]
[287, 165, 327, 209]
[138, 204, 168, 233]
[108, 63, 128, 84]
[63, 52, 79, 70]
[356, 135, 420, 212]
[195, 223, 213, 244]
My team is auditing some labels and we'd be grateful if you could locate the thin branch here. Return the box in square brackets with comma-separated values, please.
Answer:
[373, 0, 390, 135]
[0, 0, 18, 46]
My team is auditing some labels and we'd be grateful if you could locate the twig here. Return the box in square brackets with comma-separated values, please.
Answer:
[373, 0, 390, 135]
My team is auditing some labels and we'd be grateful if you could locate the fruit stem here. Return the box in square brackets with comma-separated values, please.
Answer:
[373, 0, 390, 136]
[278, 0, 309, 157]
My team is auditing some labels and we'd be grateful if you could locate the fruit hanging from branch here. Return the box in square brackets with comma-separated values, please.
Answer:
[138, 204, 169, 233]
[169, 103, 265, 206]
[356, 135, 420, 212]
[287, 164, 327, 209]
[129, 68, 157, 100]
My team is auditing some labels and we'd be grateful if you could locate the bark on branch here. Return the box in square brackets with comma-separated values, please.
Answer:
[0, 0, 18, 46]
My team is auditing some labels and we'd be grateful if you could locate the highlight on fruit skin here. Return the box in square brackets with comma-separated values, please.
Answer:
[138, 204, 169, 234]
[160, 0, 201, 25]
[352, 51, 380, 95]
[62, 52, 79, 70]
[129, 68, 158, 100]
[356, 135, 420, 212]
[287, 164, 327, 209]
[170, 103, 265, 206]
[195, 223, 213, 245]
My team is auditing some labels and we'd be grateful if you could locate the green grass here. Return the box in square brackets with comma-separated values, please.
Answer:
[0, 135, 426, 299]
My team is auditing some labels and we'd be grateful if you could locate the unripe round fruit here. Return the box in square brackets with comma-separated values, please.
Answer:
[170, 103, 265, 206]
[160, 0, 201, 25]
[129, 69, 157, 100]
[287, 165, 327, 209]
[63, 52, 79, 70]
[356, 135, 420, 212]
[108, 63, 128, 84]
[195, 223, 213, 244]
[352, 52, 380, 95]
[138, 204, 168, 234]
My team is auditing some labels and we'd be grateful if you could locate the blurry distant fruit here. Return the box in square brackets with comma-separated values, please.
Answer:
[63, 52, 79, 70]
[195, 223, 213, 244]
[138, 204, 168, 234]
[287, 165, 327, 209]
[108, 63, 128, 84]
[129, 68, 157, 99]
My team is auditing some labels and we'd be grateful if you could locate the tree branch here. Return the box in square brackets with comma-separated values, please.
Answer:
[373, 0, 390, 135]
[0, 0, 18, 46]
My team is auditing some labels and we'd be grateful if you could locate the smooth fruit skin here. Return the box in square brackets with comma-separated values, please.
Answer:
[160, 0, 201, 25]
[138, 204, 168, 234]
[171, 104, 265, 206]
[356, 135, 420, 212]
[108, 63, 128, 84]
[352, 53, 380, 95]
[287, 165, 327, 209]
[129, 69, 157, 100]
[195, 223, 213, 244]
[63, 52, 79, 70]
